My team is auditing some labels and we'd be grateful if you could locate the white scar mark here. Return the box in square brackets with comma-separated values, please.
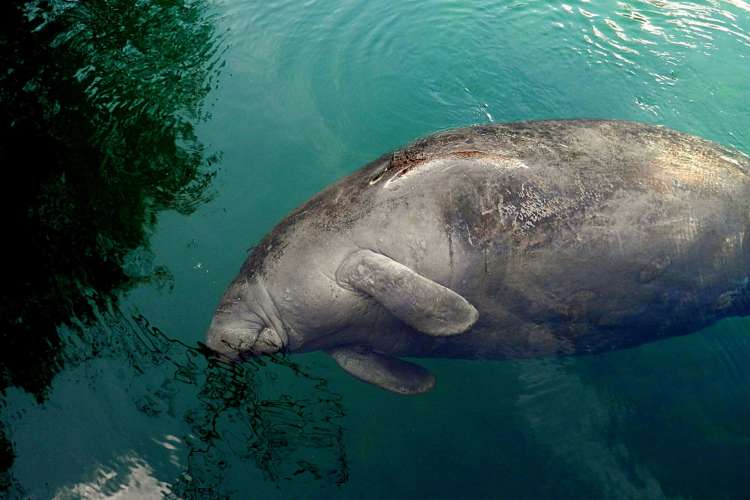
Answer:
[462, 220, 475, 247]
[383, 153, 530, 189]
[720, 155, 745, 169]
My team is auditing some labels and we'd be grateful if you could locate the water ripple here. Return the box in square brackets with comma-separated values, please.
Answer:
[212, 0, 749, 156]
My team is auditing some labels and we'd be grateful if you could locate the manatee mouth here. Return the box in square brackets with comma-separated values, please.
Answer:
[206, 324, 286, 360]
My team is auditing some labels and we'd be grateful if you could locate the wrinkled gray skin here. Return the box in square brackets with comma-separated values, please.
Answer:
[206, 120, 750, 394]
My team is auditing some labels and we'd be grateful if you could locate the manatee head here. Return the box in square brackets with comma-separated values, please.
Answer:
[203, 177, 476, 366]
[205, 276, 291, 359]
[204, 227, 370, 360]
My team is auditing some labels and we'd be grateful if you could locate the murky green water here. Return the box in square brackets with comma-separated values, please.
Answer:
[2, 0, 750, 498]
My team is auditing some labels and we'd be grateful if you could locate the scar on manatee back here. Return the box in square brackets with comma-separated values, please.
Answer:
[367, 130, 479, 185]
[368, 146, 514, 185]
[366, 124, 553, 186]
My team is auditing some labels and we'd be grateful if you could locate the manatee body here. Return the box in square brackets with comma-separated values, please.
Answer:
[206, 120, 750, 394]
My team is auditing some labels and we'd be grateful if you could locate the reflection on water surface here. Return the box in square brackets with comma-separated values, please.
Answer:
[0, 0, 346, 496]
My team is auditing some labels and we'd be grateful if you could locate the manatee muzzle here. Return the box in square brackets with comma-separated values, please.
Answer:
[206, 318, 285, 359]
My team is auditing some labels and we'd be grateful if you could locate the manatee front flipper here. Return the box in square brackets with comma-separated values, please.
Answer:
[337, 250, 478, 336]
[328, 346, 436, 395]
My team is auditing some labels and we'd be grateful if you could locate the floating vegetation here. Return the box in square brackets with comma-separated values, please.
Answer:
[66, 310, 349, 498]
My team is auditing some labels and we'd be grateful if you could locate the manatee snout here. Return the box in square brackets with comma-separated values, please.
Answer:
[205, 310, 285, 359]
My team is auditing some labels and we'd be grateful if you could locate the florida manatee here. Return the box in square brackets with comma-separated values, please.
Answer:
[206, 120, 750, 394]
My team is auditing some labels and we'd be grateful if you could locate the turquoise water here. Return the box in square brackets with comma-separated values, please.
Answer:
[2, 0, 750, 498]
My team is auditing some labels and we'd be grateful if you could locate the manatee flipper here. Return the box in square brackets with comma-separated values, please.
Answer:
[327, 346, 436, 395]
[337, 250, 479, 336]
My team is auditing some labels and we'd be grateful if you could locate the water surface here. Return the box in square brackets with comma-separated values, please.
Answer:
[2, 0, 750, 498]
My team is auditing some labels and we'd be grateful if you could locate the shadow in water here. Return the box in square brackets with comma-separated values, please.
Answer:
[511, 318, 750, 499]
[0, 0, 348, 494]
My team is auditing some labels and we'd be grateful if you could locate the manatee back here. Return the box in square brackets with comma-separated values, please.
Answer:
[360, 120, 750, 358]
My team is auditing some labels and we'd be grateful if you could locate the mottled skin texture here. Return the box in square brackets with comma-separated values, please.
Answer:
[207, 120, 750, 389]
